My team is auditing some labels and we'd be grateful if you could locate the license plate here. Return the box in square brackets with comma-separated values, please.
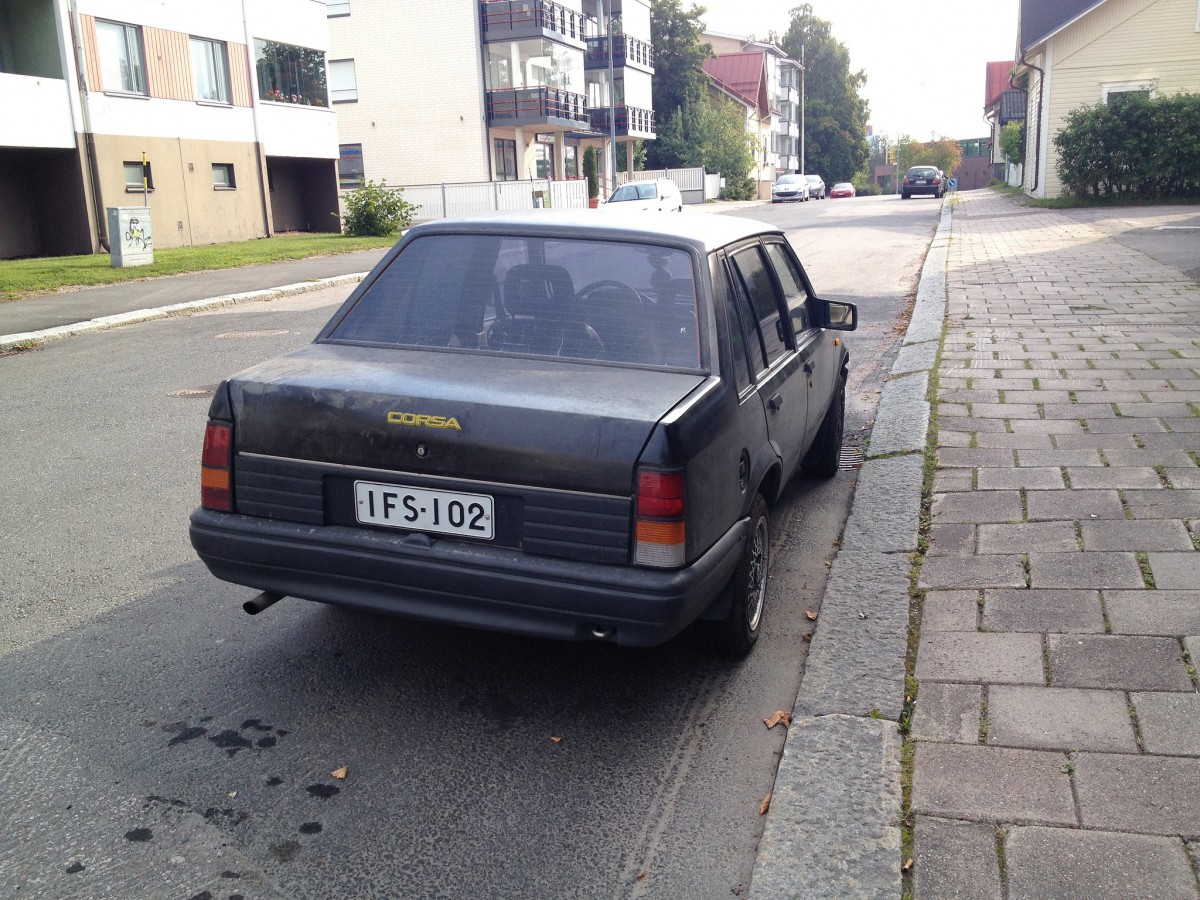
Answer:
[354, 481, 494, 540]
[915, 179, 927, 184]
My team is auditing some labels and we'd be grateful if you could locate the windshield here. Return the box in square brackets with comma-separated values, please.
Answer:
[805, 176, 821, 184]
[325, 234, 702, 369]
[776, 175, 803, 185]
[608, 183, 657, 202]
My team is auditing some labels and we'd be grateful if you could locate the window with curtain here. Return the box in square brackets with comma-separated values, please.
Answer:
[190, 36, 230, 103]
[96, 19, 146, 94]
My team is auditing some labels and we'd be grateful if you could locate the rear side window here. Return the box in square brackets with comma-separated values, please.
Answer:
[729, 245, 787, 367]
[325, 234, 702, 369]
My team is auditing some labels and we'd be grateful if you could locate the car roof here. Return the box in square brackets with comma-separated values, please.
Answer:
[399, 209, 781, 254]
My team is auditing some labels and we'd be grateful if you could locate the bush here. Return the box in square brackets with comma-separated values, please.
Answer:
[338, 179, 417, 237]
[852, 182, 882, 196]
[1055, 93, 1200, 200]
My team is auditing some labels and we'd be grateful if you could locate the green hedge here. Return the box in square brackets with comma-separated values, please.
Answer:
[1055, 93, 1200, 200]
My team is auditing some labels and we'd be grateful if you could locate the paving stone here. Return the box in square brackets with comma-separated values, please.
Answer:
[1009, 419, 1085, 435]
[977, 522, 1078, 554]
[1087, 418, 1166, 433]
[911, 743, 1075, 824]
[928, 524, 976, 556]
[987, 685, 1137, 752]
[977, 467, 1065, 490]
[1164, 467, 1200, 488]
[915, 632, 1044, 684]
[1131, 692, 1200, 756]
[1067, 466, 1164, 490]
[1125, 489, 1200, 519]
[1116, 402, 1195, 418]
[1080, 520, 1194, 551]
[1105, 448, 1197, 467]
[940, 416, 1012, 434]
[938, 448, 1015, 468]
[973, 402, 1042, 419]
[974, 432, 1053, 450]
[893, 340, 939, 375]
[1048, 634, 1193, 691]
[1042, 402, 1116, 419]
[911, 683, 981, 743]
[1029, 550, 1146, 589]
[1015, 448, 1104, 467]
[1053, 433, 1137, 449]
[866, 372, 929, 458]
[932, 491, 1023, 524]
[1026, 489, 1124, 521]
[912, 817, 1001, 900]
[982, 589, 1105, 633]
[1140, 432, 1200, 451]
[1162, 417, 1200, 432]
[1075, 753, 1200, 835]
[933, 469, 974, 493]
[938, 429, 973, 448]
[1005, 827, 1197, 900]
[1106, 590, 1200, 634]
[838, 455, 925, 554]
[920, 555, 1026, 590]
[922, 590, 979, 631]
[1147, 552, 1200, 590]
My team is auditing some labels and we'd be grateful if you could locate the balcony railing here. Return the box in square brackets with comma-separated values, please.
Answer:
[486, 86, 590, 127]
[588, 104, 655, 137]
[584, 34, 653, 70]
[481, 0, 589, 43]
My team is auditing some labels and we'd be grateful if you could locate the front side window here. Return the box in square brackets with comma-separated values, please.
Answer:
[212, 163, 235, 188]
[96, 20, 146, 94]
[328, 58, 357, 102]
[764, 242, 810, 334]
[324, 234, 701, 369]
[190, 36, 230, 103]
[730, 246, 787, 367]
[255, 39, 327, 106]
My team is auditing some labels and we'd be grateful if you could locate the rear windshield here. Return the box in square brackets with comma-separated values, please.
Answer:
[324, 233, 703, 369]
[908, 167, 937, 177]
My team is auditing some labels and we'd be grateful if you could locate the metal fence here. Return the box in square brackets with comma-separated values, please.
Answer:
[398, 179, 589, 221]
[615, 167, 719, 202]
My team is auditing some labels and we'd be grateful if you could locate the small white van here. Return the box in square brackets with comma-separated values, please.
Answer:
[601, 178, 684, 212]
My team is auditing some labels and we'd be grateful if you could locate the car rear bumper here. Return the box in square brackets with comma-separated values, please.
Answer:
[904, 184, 941, 195]
[190, 509, 747, 647]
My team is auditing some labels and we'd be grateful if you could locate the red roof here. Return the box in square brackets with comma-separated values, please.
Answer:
[703, 51, 769, 115]
[985, 60, 1012, 108]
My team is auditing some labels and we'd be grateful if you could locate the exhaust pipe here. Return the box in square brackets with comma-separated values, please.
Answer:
[243, 591, 284, 615]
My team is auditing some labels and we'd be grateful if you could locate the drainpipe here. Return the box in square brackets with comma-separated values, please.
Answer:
[241, 0, 272, 237]
[1018, 49, 1045, 194]
[67, 0, 109, 251]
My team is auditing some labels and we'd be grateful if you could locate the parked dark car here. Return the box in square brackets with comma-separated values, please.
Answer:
[901, 166, 945, 199]
[190, 212, 857, 656]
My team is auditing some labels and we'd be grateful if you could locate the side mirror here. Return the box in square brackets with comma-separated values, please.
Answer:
[824, 299, 858, 331]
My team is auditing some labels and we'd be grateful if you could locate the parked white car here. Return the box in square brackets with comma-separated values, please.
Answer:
[771, 174, 810, 203]
[804, 175, 826, 199]
[601, 178, 684, 212]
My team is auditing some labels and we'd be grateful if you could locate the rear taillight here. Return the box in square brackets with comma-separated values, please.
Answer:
[201, 422, 233, 511]
[634, 468, 685, 567]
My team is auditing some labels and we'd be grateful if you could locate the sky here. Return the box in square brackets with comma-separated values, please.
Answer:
[694, 0, 1021, 140]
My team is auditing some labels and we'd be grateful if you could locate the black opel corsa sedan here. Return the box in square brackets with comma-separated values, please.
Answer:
[190, 211, 857, 656]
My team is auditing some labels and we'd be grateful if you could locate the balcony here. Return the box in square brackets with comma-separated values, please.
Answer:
[481, 0, 589, 49]
[587, 104, 655, 139]
[584, 34, 653, 73]
[1, 73, 75, 149]
[487, 87, 591, 129]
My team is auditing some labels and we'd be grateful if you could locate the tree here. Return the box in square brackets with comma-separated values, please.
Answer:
[653, 94, 756, 197]
[908, 136, 963, 179]
[647, 0, 713, 169]
[780, 4, 869, 182]
[999, 121, 1025, 164]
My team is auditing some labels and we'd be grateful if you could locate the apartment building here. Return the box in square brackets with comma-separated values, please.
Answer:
[703, 32, 802, 194]
[0, 0, 339, 259]
[327, 0, 654, 195]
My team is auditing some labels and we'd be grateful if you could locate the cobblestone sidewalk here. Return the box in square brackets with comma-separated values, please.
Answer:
[911, 191, 1200, 898]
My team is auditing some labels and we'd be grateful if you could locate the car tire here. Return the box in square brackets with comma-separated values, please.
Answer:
[802, 377, 846, 479]
[902, 192, 910, 199]
[704, 492, 769, 657]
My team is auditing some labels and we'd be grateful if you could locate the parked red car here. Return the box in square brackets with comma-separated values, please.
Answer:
[829, 183, 856, 198]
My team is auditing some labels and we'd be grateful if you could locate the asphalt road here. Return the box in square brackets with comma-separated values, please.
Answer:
[0, 194, 940, 899]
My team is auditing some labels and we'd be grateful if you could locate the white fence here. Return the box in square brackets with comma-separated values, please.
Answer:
[398, 179, 589, 221]
[615, 167, 719, 203]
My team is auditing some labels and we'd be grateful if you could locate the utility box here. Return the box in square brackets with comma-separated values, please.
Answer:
[108, 207, 154, 267]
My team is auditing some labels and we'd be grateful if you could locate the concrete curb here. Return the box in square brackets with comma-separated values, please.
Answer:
[0, 273, 368, 353]
[750, 197, 952, 898]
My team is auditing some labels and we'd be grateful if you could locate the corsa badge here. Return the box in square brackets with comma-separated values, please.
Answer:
[387, 412, 462, 430]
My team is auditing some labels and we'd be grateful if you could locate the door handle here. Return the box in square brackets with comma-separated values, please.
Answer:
[768, 393, 783, 411]
[803, 361, 814, 374]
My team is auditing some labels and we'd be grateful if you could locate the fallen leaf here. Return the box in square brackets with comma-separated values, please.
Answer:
[550, 737, 563, 743]
[902, 858, 914, 872]
[759, 792, 772, 816]
[330, 766, 349, 780]
[762, 711, 792, 730]
[805, 610, 818, 621]
[635, 873, 646, 882]
[802, 633, 813, 642]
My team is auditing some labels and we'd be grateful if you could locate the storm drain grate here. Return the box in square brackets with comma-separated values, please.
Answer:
[839, 446, 864, 470]
[215, 329, 290, 339]
[168, 386, 217, 399]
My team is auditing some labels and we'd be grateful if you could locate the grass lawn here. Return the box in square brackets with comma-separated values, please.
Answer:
[0, 232, 397, 302]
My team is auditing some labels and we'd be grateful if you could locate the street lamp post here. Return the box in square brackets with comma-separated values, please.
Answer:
[604, 0, 617, 195]
[800, 44, 805, 175]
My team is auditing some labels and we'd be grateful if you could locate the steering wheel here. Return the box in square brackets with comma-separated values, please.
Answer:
[576, 280, 644, 310]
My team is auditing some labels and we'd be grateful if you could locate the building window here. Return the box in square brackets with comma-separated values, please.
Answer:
[338, 144, 365, 190]
[1100, 79, 1155, 103]
[190, 37, 230, 103]
[327, 0, 350, 15]
[123, 161, 153, 191]
[329, 59, 357, 103]
[254, 39, 327, 106]
[212, 164, 236, 189]
[96, 20, 146, 94]
[494, 139, 517, 181]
